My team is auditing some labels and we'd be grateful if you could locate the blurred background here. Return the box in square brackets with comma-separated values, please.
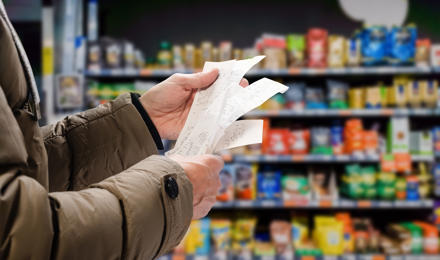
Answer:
[5, 0, 440, 259]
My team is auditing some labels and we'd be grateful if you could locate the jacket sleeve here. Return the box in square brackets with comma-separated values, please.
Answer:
[41, 93, 160, 192]
[0, 89, 193, 259]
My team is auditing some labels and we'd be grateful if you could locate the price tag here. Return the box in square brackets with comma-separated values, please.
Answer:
[358, 200, 372, 208]
[388, 256, 403, 260]
[323, 256, 338, 260]
[319, 200, 332, 208]
[236, 200, 253, 208]
[341, 255, 356, 260]
[261, 200, 277, 207]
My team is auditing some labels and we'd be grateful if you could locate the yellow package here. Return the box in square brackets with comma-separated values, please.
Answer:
[420, 80, 438, 108]
[348, 88, 365, 109]
[408, 80, 423, 108]
[211, 219, 232, 253]
[365, 86, 382, 108]
[328, 35, 346, 68]
[184, 219, 210, 255]
[232, 218, 257, 253]
[313, 216, 344, 255]
[390, 77, 409, 108]
[292, 216, 309, 248]
[380, 85, 389, 108]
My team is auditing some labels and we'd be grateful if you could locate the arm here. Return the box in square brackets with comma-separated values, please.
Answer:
[41, 93, 161, 191]
[0, 88, 193, 259]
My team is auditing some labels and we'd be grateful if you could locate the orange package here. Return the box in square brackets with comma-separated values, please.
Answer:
[265, 129, 291, 155]
[289, 129, 310, 155]
[394, 153, 412, 173]
[363, 130, 378, 154]
[344, 119, 364, 154]
[414, 222, 439, 254]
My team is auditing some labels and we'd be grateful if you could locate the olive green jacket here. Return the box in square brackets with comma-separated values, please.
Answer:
[0, 2, 192, 259]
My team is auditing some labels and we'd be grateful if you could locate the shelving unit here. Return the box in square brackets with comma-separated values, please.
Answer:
[158, 254, 440, 260]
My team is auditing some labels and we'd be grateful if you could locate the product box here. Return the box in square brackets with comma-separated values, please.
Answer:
[217, 164, 235, 202]
[257, 170, 282, 200]
[387, 117, 410, 154]
[430, 44, 440, 67]
[235, 163, 257, 200]
[410, 131, 433, 155]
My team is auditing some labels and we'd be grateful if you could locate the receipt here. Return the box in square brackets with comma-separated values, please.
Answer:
[166, 56, 288, 156]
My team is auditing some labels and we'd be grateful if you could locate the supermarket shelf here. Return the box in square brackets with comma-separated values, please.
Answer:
[84, 66, 438, 78]
[213, 199, 434, 209]
[244, 108, 440, 118]
[232, 154, 434, 163]
[158, 254, 440, 260]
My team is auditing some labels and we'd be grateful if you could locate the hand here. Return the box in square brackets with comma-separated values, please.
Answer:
[169, 154, 224, 219]
[140, 70, 249, 140]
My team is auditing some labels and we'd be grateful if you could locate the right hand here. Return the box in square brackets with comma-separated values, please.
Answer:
[169, 154, 223, 219]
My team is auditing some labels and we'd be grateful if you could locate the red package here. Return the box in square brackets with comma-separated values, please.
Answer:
[307, 28, 328, 68]
[289, 129, 310, 155]
[265, 129, 290, 155]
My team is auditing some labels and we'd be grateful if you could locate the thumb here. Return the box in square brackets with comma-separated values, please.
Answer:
[181, 68, 219, 89]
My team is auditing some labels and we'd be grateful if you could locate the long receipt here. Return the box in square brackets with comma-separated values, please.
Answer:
[166, 56, 289, 156]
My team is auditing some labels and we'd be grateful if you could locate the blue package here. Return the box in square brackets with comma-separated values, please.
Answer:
[257, 171, 282, 200]
[387, 25, 417, 66]
[305, 87, 327, 109]
[361, 26, 388, 66]
[195, 218, 211, 255]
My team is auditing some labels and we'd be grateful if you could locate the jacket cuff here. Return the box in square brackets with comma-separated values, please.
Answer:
[91, 155, 193, 259]
[130, 92, 164, 150]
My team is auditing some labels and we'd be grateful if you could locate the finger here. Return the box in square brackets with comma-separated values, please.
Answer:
[199, 154, 224, 173]
[239, 78, 249, 88]
[180, 69, 219, 89]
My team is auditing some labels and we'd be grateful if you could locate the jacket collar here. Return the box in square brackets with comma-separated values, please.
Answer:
[0, 1, 40, 119]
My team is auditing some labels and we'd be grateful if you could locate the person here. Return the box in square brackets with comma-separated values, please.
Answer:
[0, 2, 248, 259]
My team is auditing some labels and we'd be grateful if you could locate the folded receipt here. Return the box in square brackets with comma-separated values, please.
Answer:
[166, 56, 289, 156]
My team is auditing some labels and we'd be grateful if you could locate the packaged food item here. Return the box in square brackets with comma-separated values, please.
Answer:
[260, 34, 287, 69]
[386, 224, 412, 254]
[348, 88, 365, 109]
[282, 173, 310, 202]
[420, 80, 438, 108]
[157, 41, 172, 69]
[330, 123, 344, 155]
[235, 163, 257, 200]
[305, 87, 326, 109]
[98, 83, 116, 104]
[430, 44, 440, 67]
[286, 34, 305, 67]
[194, 48, 203, 69]
[353, 218, 369, 253]
[414, 222, 439, 254]
[346, 34, 361, 67]
[415, 39, 431, 67]
[270, 220, 292, 255]
[263, 93, 286, 110]
[185, 218, 211, 256]
[434, 127, 440, 153]
[265, 129, 290, 155]
[217, 164, 235, 202]
[342, 164, 364, 199]
[254, 235, 276, 257]
[310, 127, 332, 155]
[309, 168, 337, 200]
[313, 216, 344, 255]
[327, 35, 346, 68]
[285, 82, 305, 110]
[394, 153, 412, 174]
[172, 45, 184, 69]
[387, 117, 410, 154]
[292, 216, 309, 249]
[395, 176, 407, 200]
[390, 77, 409, 108]
[417, 163, 431, 199]
[219, 41, 232, 61]
[344, 119, 364, 155]
[211, 219, 232, 259]
[410, 131, 433, 156]
[327, 80, 348, 109]
[212, 47, 220, 62]
[134, 49, 145, 69]
[387, 25, 417, 66]
[361, 26, 387, 66]
[400, 222, 423, 254]
[232, 218, 257, 254]
[365, 86, 382, 108]
[122, 41, 135, 70]
[407, 80, 423, 108]
[335, 213, 355, 253]
[257, 170, 282, 200]
[102, 38, 122, 69]
[200, 41, 213, 64]
[289, 129, 310, 155]
[363, 130, 379, 156]
[233, 48, 242, 60]
[361, 166, 377, 199]
[406, 175, 420, 200]
[184, 43, 195, 69]
[377, 171, 396, 200]
[87, 41, 102, 71]
[306, 28, 328, 68]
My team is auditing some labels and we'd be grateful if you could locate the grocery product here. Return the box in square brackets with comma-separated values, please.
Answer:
[348, 88, 364, 109]
[211, 219, 232, 258]
[232, 218, 257, 254]
[235, 163, 257, 200]
[157, 41, 172, 69]
[184, 43, 195, 69]
[257, 170, 282, 200]
[292, 216, 309, 249]
[387, 25, 417, 66]
[365, 86, 382, 108]
[172, 45, 184, 69]
[265, 129, 290, 155]
[335, 213, 354, 253]
[417, 163, 431, 198]
[346, 34, 361, 67]
[310, 127, 332, 154]
[282, 173, 310, 202]
[219, 41, 232, 61]
[408, 80, 423, 108]
[414, 222, 439, 254]
[101, 38, 123, 69]
[309, 168, 337, 200]
[254, 235, 275, 257]
[430, 44, 440, 67]
[377, 171, 397, 200]
[286, 34, 305, 67]
[284, 82, 305, 110]
[400, 222, 423, 254]
[87, 41, 102, 70]
[434, 163, 440, 197]
[410, 131, 433, 155]
[217, 164, 235, 202]
[406, 175, 420, 200]
[387, 117, 410, 154]
[415, 38, 431, 67]
[420, 80, 438, 108]
[330, 123, 344, 155]
[344, 119, 363, 155]
[326, 80, 348, 109]
[327, 35, 346, 68]
[386, 224, 412, 254]
[305, 87, 326, 109]
[313, 216, 344, 255]
[270, 220, 292, 255]
[307, 28, 328, 68]
[289, 129, 310, 155]
[200, 41, 213, 65]
[185, 219, 211, 255]
[390, 77, 409, 108]
[361, 26, 387, 66]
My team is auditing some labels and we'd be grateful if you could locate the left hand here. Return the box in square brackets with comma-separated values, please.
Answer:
[139, 69, 249, 140]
